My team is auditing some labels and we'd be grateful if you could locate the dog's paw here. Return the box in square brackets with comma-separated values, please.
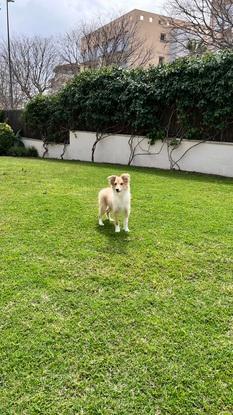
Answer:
[115, 225, 120, 233]
[124, 228, 130, 232]
[99, 219, 104, 226]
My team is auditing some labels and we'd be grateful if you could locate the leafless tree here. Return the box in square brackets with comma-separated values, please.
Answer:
[80, 14, 153, 68]
[0, 58, 10, 109]
[0, 56, 24, 109]
[58, 13, 153, 70]
[0, 35, 59, 102]
[57, 29, 82, 73]
[166, 0, 233, 51]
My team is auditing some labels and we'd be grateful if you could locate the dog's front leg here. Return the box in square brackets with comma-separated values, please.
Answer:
[114, 212, 120, 233]
[123, 209, 130, 232]
[98, 205, 105, 226]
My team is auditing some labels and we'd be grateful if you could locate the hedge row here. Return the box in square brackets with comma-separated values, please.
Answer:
[24, 51, 233, 143]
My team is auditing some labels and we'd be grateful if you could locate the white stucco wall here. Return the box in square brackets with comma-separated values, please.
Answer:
[23, 131, 233, 178]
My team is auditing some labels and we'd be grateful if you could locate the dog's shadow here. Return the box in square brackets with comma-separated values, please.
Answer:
[96, 219, 131, 253]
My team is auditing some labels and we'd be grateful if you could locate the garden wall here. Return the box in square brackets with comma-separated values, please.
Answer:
[23, 131, 233, 178]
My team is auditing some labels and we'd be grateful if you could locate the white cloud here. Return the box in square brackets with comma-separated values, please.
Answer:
[0, 0, 165, 38]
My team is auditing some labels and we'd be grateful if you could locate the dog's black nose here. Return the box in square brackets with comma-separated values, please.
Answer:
[116, 189, 120, 192]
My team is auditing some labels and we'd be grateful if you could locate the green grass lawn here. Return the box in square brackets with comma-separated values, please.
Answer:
[0, 157, 232, 415]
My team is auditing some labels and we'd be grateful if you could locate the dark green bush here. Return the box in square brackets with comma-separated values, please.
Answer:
[24, 95, 69, 143]
[8, 146, 38, 157]
[0, 123, 15, 155]
[24, 51, 233, 142]
[58, 67, 164, 136]
[0, 122, 38, 157]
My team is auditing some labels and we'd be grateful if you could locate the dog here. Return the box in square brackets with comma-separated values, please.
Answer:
[98, 174, 131, 233]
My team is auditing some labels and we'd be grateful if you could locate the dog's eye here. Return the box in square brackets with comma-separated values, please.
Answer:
[114, 183, 117, 186]
[120, 183, 124, 186]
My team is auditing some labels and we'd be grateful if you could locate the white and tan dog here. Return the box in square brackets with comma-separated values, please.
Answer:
[98, 174, 131, 232]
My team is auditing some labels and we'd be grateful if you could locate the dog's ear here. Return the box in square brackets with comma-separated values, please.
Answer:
[108, 175, 116, 186]
[121, 173, 130, 184]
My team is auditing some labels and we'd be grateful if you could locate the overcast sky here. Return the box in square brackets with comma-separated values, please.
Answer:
[0, 0, 165, 38]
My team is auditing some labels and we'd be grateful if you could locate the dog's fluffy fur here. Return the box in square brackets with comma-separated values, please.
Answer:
[98, 174, 131, 232]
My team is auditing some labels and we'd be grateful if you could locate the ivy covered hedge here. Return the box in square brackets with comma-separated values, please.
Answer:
[24, 95, 69, 143]
[24, 51, 233, 143]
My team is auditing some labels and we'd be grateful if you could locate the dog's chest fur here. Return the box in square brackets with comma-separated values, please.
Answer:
[112, 190, 130, 212]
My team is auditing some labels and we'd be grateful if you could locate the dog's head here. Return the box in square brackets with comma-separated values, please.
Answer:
[108, 173, 130, 193]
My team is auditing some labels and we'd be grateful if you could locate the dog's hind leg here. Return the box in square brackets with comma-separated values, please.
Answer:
[106, 207, 114, 222]
[98, 204, 106, 226]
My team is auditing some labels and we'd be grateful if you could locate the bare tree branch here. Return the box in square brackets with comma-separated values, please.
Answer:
[0, 55, 24, 109]
[57, 29, 82, 73]
[0, 35, 59, 103]
[79, 14, 153, 68]
[166, 0, 233, 52]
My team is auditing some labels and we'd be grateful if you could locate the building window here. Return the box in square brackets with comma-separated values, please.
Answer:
[159, 19, 168, 25]
[160, 33, 166, 42]
[140, 15, 144, 21]
[149, 17, 153, 23]
[159, 56, 165, 65]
